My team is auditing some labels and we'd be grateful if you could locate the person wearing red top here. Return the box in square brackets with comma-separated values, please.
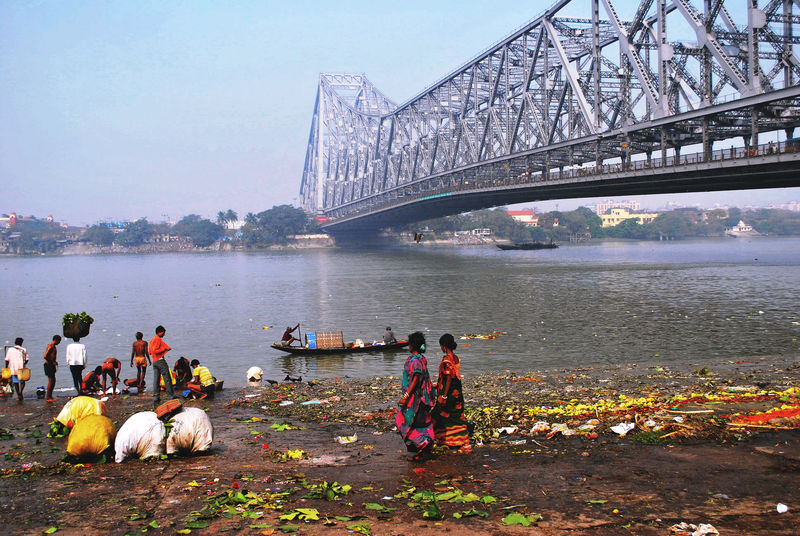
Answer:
[149, 325, 174, 404]
[43, 335, 61, 402]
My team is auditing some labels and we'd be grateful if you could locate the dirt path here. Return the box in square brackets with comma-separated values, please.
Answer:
[1, 358, 799, 535]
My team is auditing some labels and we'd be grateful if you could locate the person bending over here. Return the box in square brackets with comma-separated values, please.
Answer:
[101, 357, 121, 396]
[173, 356, 192, 386]
[82, 366, 103, 395]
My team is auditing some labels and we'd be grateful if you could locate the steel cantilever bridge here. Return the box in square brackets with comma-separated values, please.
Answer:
[301, 0, 800, 233]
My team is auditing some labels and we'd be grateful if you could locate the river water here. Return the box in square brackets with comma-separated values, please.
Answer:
[2, 237, 799, 390]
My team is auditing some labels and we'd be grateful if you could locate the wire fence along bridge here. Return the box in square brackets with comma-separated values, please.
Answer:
[301, 0, 800, 232]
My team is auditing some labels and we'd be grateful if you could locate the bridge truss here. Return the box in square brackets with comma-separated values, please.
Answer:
[301, 0, 800, 230]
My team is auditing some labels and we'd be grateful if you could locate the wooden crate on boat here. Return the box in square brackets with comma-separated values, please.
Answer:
[314, 331, 343, 349]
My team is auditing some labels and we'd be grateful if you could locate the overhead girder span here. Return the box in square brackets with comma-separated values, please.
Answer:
[301, 0, 800, 232]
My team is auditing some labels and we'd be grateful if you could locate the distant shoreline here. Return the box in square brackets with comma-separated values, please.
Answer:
[1, 233, 795, 257]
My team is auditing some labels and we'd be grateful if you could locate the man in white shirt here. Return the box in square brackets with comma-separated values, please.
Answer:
[5, 337, 28, 401]
[65, 338, 87, 395]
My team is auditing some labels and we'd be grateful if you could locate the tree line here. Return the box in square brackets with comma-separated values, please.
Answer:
[409, 206, 800, 242]
[81, 205, 320, 248]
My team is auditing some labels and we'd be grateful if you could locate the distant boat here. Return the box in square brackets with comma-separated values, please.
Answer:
[497, 241, 558, 250]
[270, 339, 409, 355]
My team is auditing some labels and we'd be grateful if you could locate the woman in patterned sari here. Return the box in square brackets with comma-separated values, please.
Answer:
[396, 331, 435, 461]
[432, 333, 472, 452]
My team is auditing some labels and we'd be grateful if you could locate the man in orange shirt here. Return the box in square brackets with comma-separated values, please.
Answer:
[149, 325, 174, 405]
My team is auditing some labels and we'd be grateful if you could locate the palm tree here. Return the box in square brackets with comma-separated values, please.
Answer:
[225, 209, 238, 224]
[216, 211, 226, 226]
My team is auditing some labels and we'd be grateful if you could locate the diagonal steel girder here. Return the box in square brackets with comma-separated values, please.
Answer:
[301, 0, 800, 221]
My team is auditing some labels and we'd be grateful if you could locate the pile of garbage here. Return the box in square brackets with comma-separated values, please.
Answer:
[243, 362, 800, 445]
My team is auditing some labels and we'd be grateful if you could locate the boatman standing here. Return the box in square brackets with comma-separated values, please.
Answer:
[149, 325, 174, 405]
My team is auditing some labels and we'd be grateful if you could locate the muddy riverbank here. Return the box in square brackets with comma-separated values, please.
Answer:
[1, 355, 799, 535]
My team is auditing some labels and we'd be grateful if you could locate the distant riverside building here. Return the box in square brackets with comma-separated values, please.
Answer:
[224, 219, 245, 231]
[595, 199, 641, 216]
[600, 208, 660, 227]
[726, 220, 758, 236]
[767, 200, 800, 212]
[507, 209, 540, 227]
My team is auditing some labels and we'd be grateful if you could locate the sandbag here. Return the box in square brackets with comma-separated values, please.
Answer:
[114, 411, 166, 463]
[66, 415, 116, 457]
[166, 407, 213, 455]
[56, 396, 106, 428]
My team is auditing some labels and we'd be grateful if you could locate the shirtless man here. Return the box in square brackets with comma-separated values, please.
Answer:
[101, 357, 121, 396]
[43, 335, 61, 401]
[130, 332, 150, 390]
[82, 366, 103, 395]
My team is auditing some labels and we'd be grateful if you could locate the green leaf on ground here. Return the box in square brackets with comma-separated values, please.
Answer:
[502, 512, 540, 526]
[453, 508, 489, 518]
[364, 503, 396, 513]
[346, 522, 371, 535]
[43, 527, 58, 534]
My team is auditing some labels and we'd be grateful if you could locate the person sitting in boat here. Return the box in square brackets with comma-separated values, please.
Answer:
[281, 323, 300, 346]
[383, 327, 397, 344]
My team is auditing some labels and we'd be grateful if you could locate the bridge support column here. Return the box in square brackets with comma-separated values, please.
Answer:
[751, 107, 760, 152]
[660, 127, 668, 165]
[595, 140, 602, 169]
[544, 152, 551, 179]
[702, 117, 711, 162]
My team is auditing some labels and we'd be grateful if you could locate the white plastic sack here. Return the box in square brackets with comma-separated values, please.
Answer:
[166, 407, 214, 455]
[246, 366, 263, 382]
[114, 411, 166, 463]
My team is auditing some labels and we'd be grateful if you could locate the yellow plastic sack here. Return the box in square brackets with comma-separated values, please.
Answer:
[56, 396, 106, 428]
[66, 415, 116, 457]
[160, 369, 177, 388]
[1, 368, 11, 380]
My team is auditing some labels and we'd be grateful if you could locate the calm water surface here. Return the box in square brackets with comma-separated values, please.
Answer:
[2, 237, 799, 389]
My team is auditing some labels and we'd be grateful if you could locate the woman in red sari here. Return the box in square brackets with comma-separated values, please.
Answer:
[432, 333, 472, 452]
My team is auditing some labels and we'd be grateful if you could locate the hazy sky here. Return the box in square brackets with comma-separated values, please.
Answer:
[2, 1, 798, 226]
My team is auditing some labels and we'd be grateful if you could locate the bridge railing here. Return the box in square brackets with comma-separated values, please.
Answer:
[326, 139, 793, 223]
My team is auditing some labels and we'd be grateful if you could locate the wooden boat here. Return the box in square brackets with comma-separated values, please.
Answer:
[497, 241, 558, 250]
[270, 339, 409, 355]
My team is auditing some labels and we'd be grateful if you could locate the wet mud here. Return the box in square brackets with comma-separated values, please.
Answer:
[1, 355, 799, 535]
